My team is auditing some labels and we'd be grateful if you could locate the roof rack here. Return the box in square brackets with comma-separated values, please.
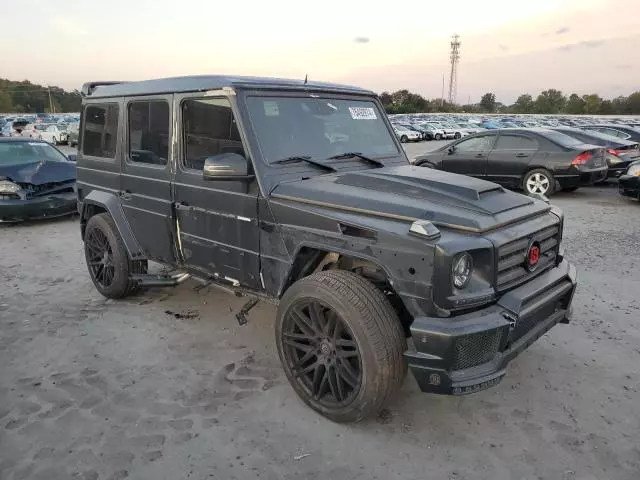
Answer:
[81, 81, 127, 97]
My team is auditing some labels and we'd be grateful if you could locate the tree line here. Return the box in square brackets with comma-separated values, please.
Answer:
[0, 78, 82, 113]
[380, 89, 640, 115]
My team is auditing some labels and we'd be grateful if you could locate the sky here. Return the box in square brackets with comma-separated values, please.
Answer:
[3, 0, 639, 103]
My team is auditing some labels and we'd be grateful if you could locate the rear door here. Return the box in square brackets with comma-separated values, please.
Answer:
[120, 96, 176, 263]
[172, 92, 261, 289]
[486, 133, 540, 187]
[442, 134, 495, 177]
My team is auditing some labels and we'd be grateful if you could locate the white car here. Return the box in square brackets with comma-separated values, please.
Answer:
[392, 125, 421, 143]
[415, 123, 448, 141]
[38, 124, 68, 145]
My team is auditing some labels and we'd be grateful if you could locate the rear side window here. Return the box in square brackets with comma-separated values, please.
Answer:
[181, 97, 244, 171]
[539, 130, 583, 148]
[82, 104, 119, 158]
[128, 100, 170, 165]
[495, 135, 538, 150]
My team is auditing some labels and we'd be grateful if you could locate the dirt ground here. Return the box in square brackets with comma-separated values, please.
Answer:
[1, 180, 639, 479]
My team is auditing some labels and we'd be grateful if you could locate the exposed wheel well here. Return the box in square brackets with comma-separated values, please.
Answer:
[80, 203, 108, 239]
[283, 248, 413, 335]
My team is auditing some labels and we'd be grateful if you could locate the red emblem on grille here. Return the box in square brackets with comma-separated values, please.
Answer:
[526, 242, 541, 271]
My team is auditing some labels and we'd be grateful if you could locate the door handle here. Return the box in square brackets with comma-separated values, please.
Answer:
[515, 153, 529, 158]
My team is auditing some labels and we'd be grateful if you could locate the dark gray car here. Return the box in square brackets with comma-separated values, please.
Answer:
[76, 76, 577, 422]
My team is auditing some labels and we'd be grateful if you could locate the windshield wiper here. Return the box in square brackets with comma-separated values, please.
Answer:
[327, 152, 384, 168]
[272, 156, 336, 172]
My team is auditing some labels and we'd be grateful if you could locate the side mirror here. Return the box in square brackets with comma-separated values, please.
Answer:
[67, 154, 77, 162]
[203, 153, 252, 180]
[448, 146, 455, 154]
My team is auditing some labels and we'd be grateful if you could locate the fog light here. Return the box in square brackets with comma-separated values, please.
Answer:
[453, 253, 473, 289]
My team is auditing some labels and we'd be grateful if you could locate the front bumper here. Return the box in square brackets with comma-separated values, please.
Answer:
[405, 259, 577, 395]
[618, 174, 640, 199]
[0, 192, 77, 222]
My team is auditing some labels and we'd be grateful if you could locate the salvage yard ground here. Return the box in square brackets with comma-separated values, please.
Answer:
[1, 142, 639, 480]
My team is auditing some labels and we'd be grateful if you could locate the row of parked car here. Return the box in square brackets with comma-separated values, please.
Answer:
[409, 124, 640, 200]
[0, 113, 80, 146]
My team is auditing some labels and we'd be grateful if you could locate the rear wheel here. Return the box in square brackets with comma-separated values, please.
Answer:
[400, 135, 408, 143]
[435, 133, 442, 140]
[52, 136, 57, 145]
[84, 213, 146, 298]
[454, 132, 462, 139]
[523, 168, 555, 196]
[276, 270, 407, 423]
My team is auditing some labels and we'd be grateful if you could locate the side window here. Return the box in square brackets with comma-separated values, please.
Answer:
[128, 100, 170, 165]
[495, 135, 538, 150]
[455, 135, 494, 152]
[181, 97, 244, 171]
[82, 104, 119, 158]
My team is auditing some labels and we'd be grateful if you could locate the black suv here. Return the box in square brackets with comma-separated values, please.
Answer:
[76, 76, 577, 422]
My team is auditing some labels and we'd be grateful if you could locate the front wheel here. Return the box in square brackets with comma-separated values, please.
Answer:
[400, 135, 408, 143]
[454, 132, 462, 139]
[435, 133, 442, 140]
[523, 168, 555, 196]
[276, 270, 407, 423]
[52, 136, 57, 145]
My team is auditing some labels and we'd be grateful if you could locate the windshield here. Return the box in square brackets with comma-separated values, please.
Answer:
[0, 141, 69, 165]
[246, 96, 399, 163]
[540, 130, 585, 147]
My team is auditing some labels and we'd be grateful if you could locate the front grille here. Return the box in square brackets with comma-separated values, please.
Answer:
[496, 225, 559, 291]
[452, 328, 503, 370]
[17, 181, 75, 199]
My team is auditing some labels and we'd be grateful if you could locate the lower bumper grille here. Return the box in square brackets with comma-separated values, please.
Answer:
[452, 328, 503, 370]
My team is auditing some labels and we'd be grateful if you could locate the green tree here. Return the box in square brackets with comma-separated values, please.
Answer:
[0, 90, 13, 111]
[534, 89, 566, 114]
[512, 94, 534, 113]
[379, 91, 392, 106]
[479, 92, 497, 112]
[599, 100, 613, 114]
[625, 91, 640, 114]
[565, 94, 585, 114]
[582, 94, 602, 114]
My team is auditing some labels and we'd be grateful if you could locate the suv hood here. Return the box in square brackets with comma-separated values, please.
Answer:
[0, 160, 76, 185]
[271, 165, 550, 233]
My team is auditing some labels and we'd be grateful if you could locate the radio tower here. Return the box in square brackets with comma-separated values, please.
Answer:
[448, 34, 461, 105]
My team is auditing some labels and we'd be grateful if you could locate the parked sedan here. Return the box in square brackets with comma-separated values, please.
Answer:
[67, 122, 79, 147]
[0, 138, 77, 222]
[414, 128, 608, 196]
[580, 124, 640, 143]
[392, 124, 421, 143]
[618, 161, 640, 201]
[38, 124, 68, 145]
[552, 127, 640, 179]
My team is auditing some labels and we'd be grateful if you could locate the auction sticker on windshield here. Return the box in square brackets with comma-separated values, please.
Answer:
[349, 107, 377, 120]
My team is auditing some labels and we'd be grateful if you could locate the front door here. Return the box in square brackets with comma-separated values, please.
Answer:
[172, 92, 261, 289]
[442, 134, 495, 177]
[120, 95, 175, 263]
[486, 134, 539, 188]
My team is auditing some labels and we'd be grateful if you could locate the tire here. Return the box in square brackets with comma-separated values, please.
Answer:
[454, 132, 461, 139]
[276, 270, 407, 423]
[84, 213, 146, 298]
[52, 136, 57, 145]
[426, 135, 433, 141]
[563, 186, 579, 192]
[400, 135, 408, 143]
[435, 133, 442, 140]
[523, 168, 555, 196]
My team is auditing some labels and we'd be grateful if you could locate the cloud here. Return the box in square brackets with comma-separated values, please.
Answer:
[353, 37, 370, 44]
[555, 27, 570, 35]
[50, 15, 88, 36]
[498, 44, 509, 52]
[556, 39, 606, 52]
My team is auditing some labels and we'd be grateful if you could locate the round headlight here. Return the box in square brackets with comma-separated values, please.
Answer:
[452, 252, 473, 289]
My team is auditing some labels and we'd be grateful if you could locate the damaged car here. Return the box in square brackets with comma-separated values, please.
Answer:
[77, 76, 577, 423]
[0, 138, 77, 222]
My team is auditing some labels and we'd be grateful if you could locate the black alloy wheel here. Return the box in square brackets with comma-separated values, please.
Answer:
[400, 135, 408, 143]
[281, 299, 362, 407]
[85, 227, 115, 289]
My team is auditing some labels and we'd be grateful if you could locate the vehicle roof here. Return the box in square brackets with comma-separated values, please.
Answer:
[83, 75, 374, 98]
